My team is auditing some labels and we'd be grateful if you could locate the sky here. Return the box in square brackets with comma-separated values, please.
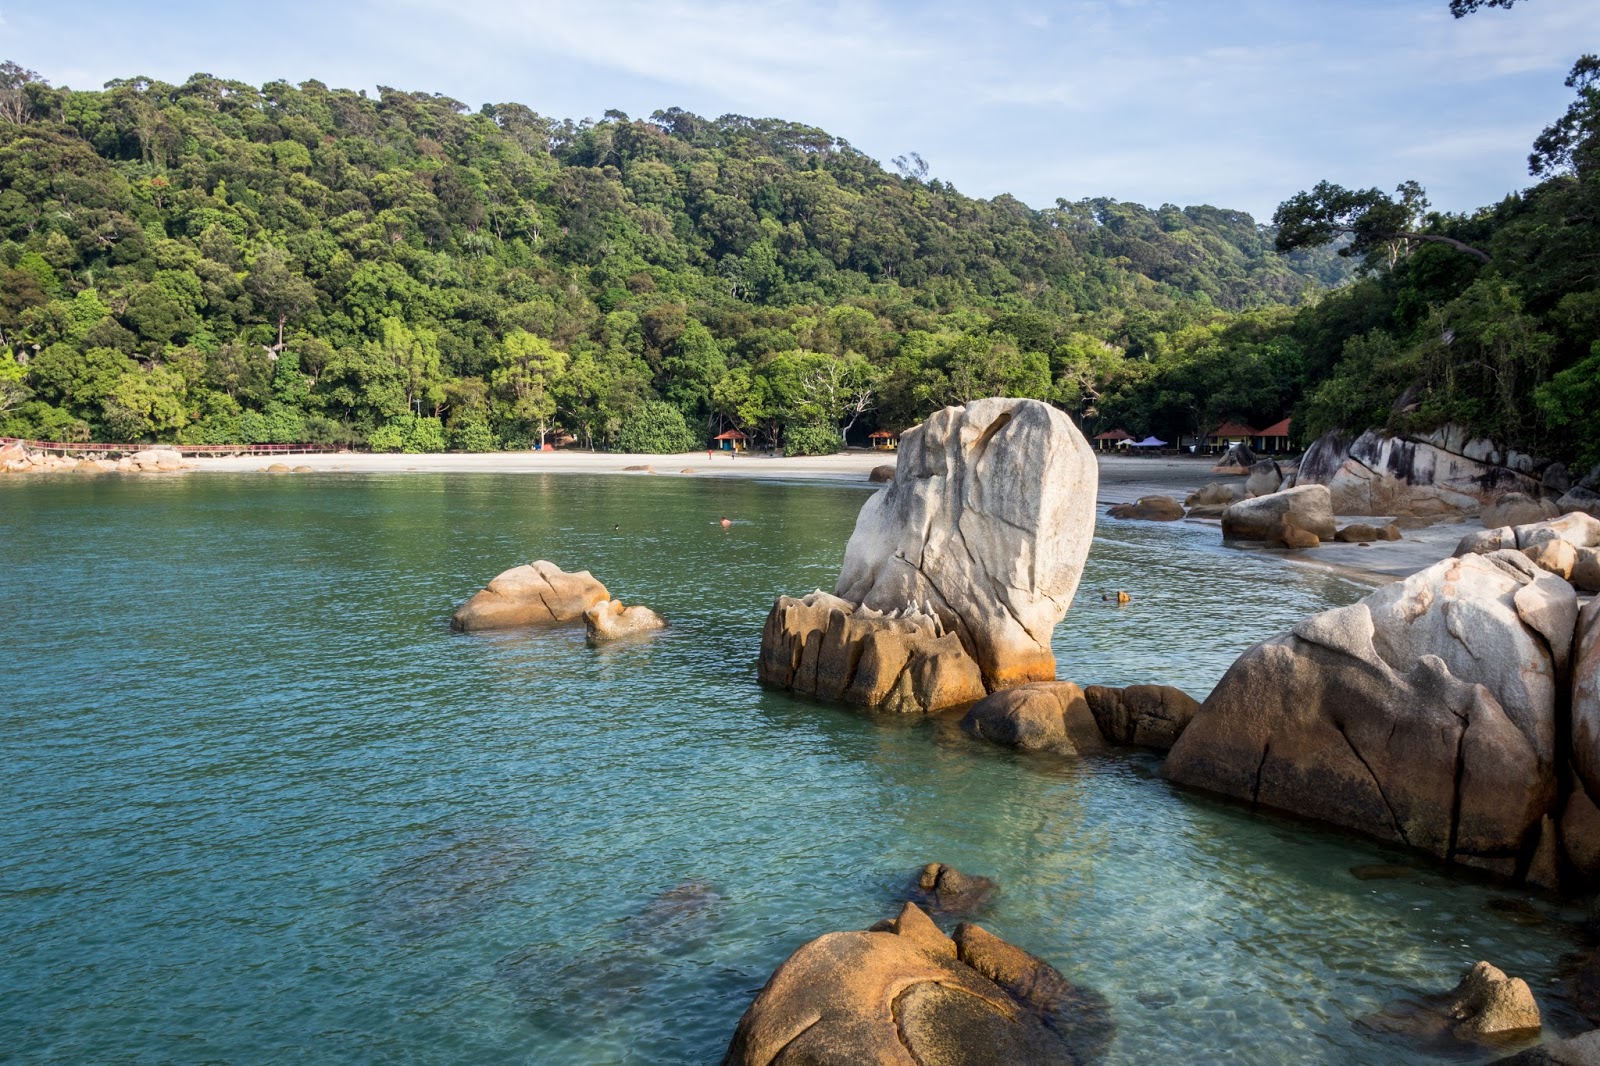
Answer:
[1, 0, 1594, 219]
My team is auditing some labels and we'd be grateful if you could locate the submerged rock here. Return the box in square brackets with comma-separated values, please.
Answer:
[1492, 1030, 1600, 1065]
[1365, 962, 1542, 1051]
[960, 681, 1106, 754]
[909, 863, 999, 916]
[1084, 684, 1199, 751]
[1164, 551, 1575, 878]
[584, 599, 667, 641]
[1107, 495, 1184, 521]
[451, 561, 610, 632]
[1221, 484, 1336, 542]
[760, 398, 1097, 712]
[722, 901, 1112, 1066]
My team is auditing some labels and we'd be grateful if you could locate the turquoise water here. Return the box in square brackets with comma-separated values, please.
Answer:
[0, 472, 1587, 1064]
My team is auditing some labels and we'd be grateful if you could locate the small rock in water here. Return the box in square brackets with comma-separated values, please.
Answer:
[1350, 864, 1417, 881]
[1362, 961, 1542, 1048]
[908, 862, 999, 916]
[1136, 990, 1178, 1011]
[1485, 897, 1546, 927]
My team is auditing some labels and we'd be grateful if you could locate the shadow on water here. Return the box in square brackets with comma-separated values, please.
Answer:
[363, 824, 544, 941]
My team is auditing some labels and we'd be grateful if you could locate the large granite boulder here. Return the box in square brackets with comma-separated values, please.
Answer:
[1084, 684, 1199, 751]
[1164, 551, 1577, 877]
[1461, 514, 1600, 592]
[1484, 492, 1561, 529]
[1573, 601, 1600, 805]
[1245, 459, 1283, 498]
[761, 398, 1097, 712]
[1295, 428, 1539, 517]
[722, 902, 1112, 1066]
[1221, 484, 1337, 542]
[960, 682, 1106, 755]
[1186, 482, 1243, 508]
[1560, 486, 1600, 519]
[584, 599, 666, 641]
[1213, 442, 1257, 473]
[758, 591, 987, 714]
[451, 561, 610, 632]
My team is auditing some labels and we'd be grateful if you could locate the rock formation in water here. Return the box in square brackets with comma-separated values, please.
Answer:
[722, 901, 1113, 1066]
[1293, 427, 1554, 517]
[1333, 522, 1402, 543]
[1221, 484, 1336, 542]
[960, 682, 1107, 755]
[1107, 495, 1184, 521]
[908, 863, 999, 916]
[1456, 512, 1600, 593]
[0, 444, 190, 474]
[1164, 550, 1578, 882]
[451, 561, 610, 632]
[1083, 684, 1199, 751]
[584, 599, 667, 641]
[759, 398, 1097, 713]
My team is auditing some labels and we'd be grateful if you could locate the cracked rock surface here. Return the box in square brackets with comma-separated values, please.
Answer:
[1163, 550, 1576, 880]
[758, 398, 1097, 712]
[721, 901, 1112, 1066]
[450, 561, 610, 632]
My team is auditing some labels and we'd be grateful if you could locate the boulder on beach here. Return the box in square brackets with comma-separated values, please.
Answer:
[909, 863, 999, 916]
[1484, 492, 1562, 529]
[1274, 514, 1321, 549]
[1245, 459, 1283, 498]
[1524, 540, 1578, 581]
[1334, 522, 1402, 543]
[1107, 495, 1184, 521]
[1221, 484, 1336, 542]
[960, 681, 1106, 755]
[1084, 684, 1199, 751]
[584, 599, 667, 642]
[1212, 442, 1257, 473]
[1164, 550, 1576, 878]
[1572, 602, 1600, 809]
[722, 901, 1112, 1066]
[451, 561, 610, 632]
[868, 464, 896, 483]
[1560, 486, 1600, 519]
[1296, 427, 1535, 517]
[1185, 482, 1243, 508]
[761, 398, 1097, 712]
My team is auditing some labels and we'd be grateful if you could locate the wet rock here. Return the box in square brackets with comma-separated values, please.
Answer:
[1107, 495, 1184, 521]
[1221, 485, 1336, 542]
[1484, 897, 1547, 927]
[1335, 522, 1384, 543]
[1486, 493, 1562, 529]
[960, 681, 1106, 755]
[1448, 962, 1542, 1038]
[1491, 1029, 1600, 1065]
[1245, 459, 1283, 498]
[1084, 684, 1199, 751]
[762, 399, 1097, 712]
[451, 561, 610, 632]
[1350, 864, 1417, 880]
[1274, 513, 1322, 549]
[1185, 482, 1243, 508]
[1184, 503, 1228, 519]
[584, 598, 667, 641]
[910, 863, 999, 916]
[723, 902, 1111, 1066]
[868, 464, 895, 483]
[1164, 551, 1575, 874]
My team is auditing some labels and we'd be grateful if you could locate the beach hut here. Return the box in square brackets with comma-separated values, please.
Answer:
[868, 429, 900, 451]
[1205, 422, 1257, 454]
[1127, 436, 1167, 449]
[713, 429, 748, 453]
[1253, 418, 1291, 454]
[1092, 428, 1133, 452]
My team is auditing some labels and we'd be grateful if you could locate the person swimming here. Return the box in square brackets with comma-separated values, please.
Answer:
[720, 516, 732, 528]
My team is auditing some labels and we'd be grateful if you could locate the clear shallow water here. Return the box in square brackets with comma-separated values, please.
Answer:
[0, 473, 1587, 1065]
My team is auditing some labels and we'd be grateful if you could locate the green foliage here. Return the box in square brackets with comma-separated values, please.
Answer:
[449, 418, 498, 452]
[1536, 343, 1600, 470]
[616, 400, 698, 453]
[782, 422, 842, 456]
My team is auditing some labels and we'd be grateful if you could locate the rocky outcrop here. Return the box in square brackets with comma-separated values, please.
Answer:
[1485, 492, 1561, 529]
[1333, 522, 1402, 543]
[908, 863, 999, 916]
[722, 901, 1112, 1066]
[760, 398, 1097, 712]
[1164, 551, 1576, 879]
[960, 682, 1106, 754]
[868, 464, 896, 483]
[1185, 483, 1243, 508]
[1295, 428, 1544, 517]
[1213, 442, 1257, 472]
[1443, 962, 1543, 1039]
[1458, 512, 1600, 593]
[584, 599, 666, 641]
[1106, 495, 1183, 521]
[1221, 484, 1336, 542]
[1573, 602, 1600, 808]
[1560, 487, 1600, 519]
[1276, 514, 1322, 548]
[758, 591, 987, 714]
[451, 561, 610, 632]
[1245, 459, 1283, 498]
[1084, 684, 1199, 751]
[0, 446, 191, 474]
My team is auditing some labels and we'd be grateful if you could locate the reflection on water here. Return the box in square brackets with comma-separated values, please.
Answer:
[0, 475, 1584, 1064]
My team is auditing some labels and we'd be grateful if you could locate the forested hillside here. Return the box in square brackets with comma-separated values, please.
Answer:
[0, 64, 1350, 452]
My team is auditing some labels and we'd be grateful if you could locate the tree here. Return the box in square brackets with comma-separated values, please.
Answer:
[616, 399, 697, 453]
[245, 246, 319, 351]
[0, 62, 44, 125]
[491, 329, 567, 446]
[1529, 55, 1600, 178]
[0, 351, 29, 413]
[1449, 0, 1521, 15]
[1273, 181, 1490, 266]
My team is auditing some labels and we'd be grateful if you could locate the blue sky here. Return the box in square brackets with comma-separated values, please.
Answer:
[1, 0, 1593, 219]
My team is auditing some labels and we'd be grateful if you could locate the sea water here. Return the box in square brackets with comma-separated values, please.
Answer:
[0, 473, 1587, 1064]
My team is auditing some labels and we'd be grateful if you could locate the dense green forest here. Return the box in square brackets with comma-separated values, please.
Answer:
[0, 62, 1354, 454]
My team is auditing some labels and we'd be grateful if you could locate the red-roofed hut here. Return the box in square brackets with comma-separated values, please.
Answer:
[1253, 418, 1291, 454]
[1092, 428, 1133, 451]
[713, 429, 748, 452]
[868, 429, 900, 450]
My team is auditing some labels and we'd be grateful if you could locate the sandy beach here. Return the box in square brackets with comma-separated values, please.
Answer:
[186, 448, 1474, 584]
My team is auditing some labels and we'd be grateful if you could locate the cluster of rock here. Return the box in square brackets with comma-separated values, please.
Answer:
[1293, 426, 1600, 519]
[1458, 511, 1600, 593]
[451, 561, 665, 643]
[759, 398, 1097, 714]
[1164, 546, 1600, 890]
[722, 901, 1113, 1066]
[0, 444, 193, 474]
[959, 681, 1199, 756]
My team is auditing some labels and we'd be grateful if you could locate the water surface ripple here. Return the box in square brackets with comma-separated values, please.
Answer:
[0, 473, 1584, 1064]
